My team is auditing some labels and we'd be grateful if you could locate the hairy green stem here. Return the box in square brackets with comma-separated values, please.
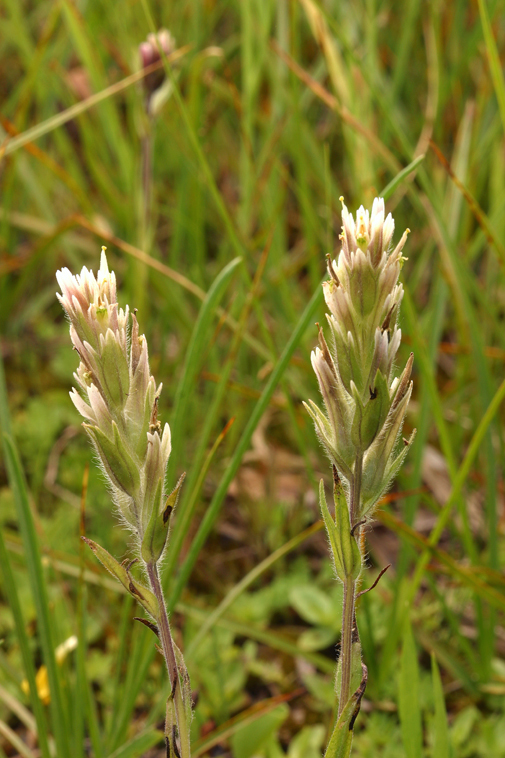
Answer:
[146, 562, 190, 758]
[339, 577, 356, 717]
[338, 455, 363, 718]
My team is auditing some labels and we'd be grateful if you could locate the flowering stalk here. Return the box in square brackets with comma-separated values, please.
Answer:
[138, 28, 176, 235]
[57, 249, 191, 758]
[304, 198, 415, 756]
[136, 29, 175, 314]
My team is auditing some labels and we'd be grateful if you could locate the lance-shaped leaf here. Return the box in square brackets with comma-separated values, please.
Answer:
[359, 369, 390, 451]
[319, 479, 345, 582]
[85, 421, 141, 499]
[164, 639, 192, 758]
[82, 537, 159, 619]
[141, 473, 185, 564]
[319, 480, 361, 583]
[324, 663, 368, 758]
[174, 640, 193, 740]
[165, 690, 178, 758]
[311, 337, 354, 465]
[131, 378, 157, 460]
[143, 432, 165, 524]
[305, 403, 353, 481]
[360, 380, 413, 516]
[390, 352, 414, 411]
[361, 428, 416, 515]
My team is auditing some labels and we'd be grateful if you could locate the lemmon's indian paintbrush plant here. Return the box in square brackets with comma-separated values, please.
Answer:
[304, 198, 415, 757]
[57, 249, 191, 758]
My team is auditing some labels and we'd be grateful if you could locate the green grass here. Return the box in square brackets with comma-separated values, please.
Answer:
[1, 0, 505, 756]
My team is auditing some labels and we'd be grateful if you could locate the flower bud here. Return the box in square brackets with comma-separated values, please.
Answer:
[139, 29, 176, 114]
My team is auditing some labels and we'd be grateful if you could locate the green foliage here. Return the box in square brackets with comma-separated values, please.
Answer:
[398, 621, 422, 758]
[289, 583, 342, 651]
[430, 655, 451, 758]
[230, 704, 289, 758]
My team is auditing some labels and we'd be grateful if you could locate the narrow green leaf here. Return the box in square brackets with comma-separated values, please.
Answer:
[324, 668, 365, 758]
[380, 509, 505, 613]
[106, 626, 154, 752]
[398, 621, 422, 758]
[0, 532, 51, 758]
[142, 472, 185, 565]
[319, 479, 345, 581]
[169, 279, 324, 610]
[0, 436, 71, 756]
[105, 594, 133, 745]
[73, 572, 86, 758]
[380, 154, 425, 200]
[324, 718, 353, 758]
[288, 725, 326, 758]
[105, 729, 163, 758]
[180, 600, 334, 675]
[186, 520, 324, 659]
[230, 704, 289, 758]
[360, 370, 390, 449]
[0, 720, 37, 758]
[166, 256, 242, 481]
[431, 655, 450, 758]
[192, 698, 291, 758]
[333, 480, 362, 582]
[140, 477, 165, 564]
[77, 543, 104, 758]
[477, 0, 505, 135]
[82, 538, 159, 619]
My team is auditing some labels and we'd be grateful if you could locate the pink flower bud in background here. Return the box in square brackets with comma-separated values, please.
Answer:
[139, 29, 175, 106]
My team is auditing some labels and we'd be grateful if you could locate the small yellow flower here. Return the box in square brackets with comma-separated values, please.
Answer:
[21, 636, 78, 705]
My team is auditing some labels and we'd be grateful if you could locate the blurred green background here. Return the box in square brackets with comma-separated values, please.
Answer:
[1, 0, 505, 756]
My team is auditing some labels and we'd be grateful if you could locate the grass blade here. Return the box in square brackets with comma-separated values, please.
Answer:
[0, 351, 70, 756]
[192, 695, 294, 757]
[168, 279, 324, 610]
[106, 627, 154, 753]
[0, 720, 37, 758]
[477, 0, 505, 135]
[0, 533, 51, 758]
[186, 520, 324, 659]
[1, 52, 188, 158]
[166, 256, 242, 482]
[380, 154, 425, 201]
[398, 621, 422, 758]
[378, 510, 505, 613]
[105, 729, 163, 758]
[1, 436, 71, 756]
[431, 655, 450, 758]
